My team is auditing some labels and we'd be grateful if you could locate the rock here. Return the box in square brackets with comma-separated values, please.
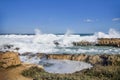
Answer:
[72, 38, 120, 47]
[0, 51, 21, 68]
[72, 41, 95, 46]
[0, 63, 43, 80]
[36, 53, 47, 59]
[3, 44, 14, 49]
[71, 54, 88, 61]
[0, 51, 43, 80]
[47, 54, 72, 60]
[88, 55, 102, 64]
[107, 55, 120, 66]
[97, 38, 120, 47]
[46, 54, 120, 65]
[53, 41, 59, 46]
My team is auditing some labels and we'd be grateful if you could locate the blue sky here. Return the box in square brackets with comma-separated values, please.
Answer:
[0, 0, 120, 34]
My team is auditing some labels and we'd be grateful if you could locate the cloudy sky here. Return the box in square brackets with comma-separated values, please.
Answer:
[0, 0, 120, 34]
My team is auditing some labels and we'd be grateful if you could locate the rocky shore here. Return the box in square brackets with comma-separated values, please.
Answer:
[97, 38, 120, 47]
[72, 38, 120, 47]
[0, 51, 120, 80]
[0, 51, 43, 80]
[28, 53, 120, 66]
[0, 51, 21, 68]
[22, 53, 120, 80]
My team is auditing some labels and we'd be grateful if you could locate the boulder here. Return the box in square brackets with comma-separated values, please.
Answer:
[0, 51, 21, 68]
[88, 55, 102, 64]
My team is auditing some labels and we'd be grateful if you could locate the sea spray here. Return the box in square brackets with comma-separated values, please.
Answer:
[108, 28, 120, 38]
[34, 28, 42, 35]
[0, 28, 120, 54]
[94, 28, 120, 38]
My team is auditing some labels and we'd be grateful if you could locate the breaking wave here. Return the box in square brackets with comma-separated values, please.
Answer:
[0, 28, 120, 54]
[0, 28, 119, 74]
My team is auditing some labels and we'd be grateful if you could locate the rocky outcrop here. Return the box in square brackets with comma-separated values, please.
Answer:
[47, 54, 72, 60]
[0, 51, 43, 80]
[0, 51, 21, 68]
[45, 54, 120, 65]
[72, 38, 120, 47]
[46, 54, 101, 65]
[72, 41, 95, 46]
[97, 38, 120, 47]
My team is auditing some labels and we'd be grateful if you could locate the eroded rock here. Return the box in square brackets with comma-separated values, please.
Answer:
[45, 54, 120, 65]
[97, 38, 120, 47]
[72, 41, 95, 46]
[0, 51, 21, 68]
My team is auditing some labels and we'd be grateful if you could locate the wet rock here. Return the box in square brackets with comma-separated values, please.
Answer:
[46, 54, 120, 66]
[36, 53, 47, 59]
[21, 52, 34, 56]
[3, 44, 14, 49]
[53, 41, 59, 46]
[14, 47, 20, 50]
[47, 54, 72, 60]
[73, 38, 120, 47]
[97, 38, 120, 47]
[72, 41, 95, 46]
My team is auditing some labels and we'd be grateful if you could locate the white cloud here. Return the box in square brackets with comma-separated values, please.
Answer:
[112, 18, 120, 21]
[84, 19, 93, 23]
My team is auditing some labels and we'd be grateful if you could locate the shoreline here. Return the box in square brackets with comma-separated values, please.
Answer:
[0, 51, 120, 80]
[73, 38, 120, 47]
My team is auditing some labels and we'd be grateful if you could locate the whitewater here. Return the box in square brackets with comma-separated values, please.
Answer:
[0, 28, 120, 74]
[0, 28, 120, 54]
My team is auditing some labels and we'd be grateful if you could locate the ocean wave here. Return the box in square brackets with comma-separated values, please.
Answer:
[0, 28, 120, 54]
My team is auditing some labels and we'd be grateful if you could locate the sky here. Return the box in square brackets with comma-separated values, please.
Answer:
[0, 0, 120, 34]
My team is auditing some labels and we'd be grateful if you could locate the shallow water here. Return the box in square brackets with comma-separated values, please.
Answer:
[20, 56, 92, 74]
[39, 59, 92, 74]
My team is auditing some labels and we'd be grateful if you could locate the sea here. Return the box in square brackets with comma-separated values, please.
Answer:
[0, 28, 120, 73]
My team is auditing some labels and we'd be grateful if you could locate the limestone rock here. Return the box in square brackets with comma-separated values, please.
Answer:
[47, 54, 72, 60]
[71, 54, 88, 61]
[46, 54, 120, 65]
[97, 38, 120, 47]
[88, 55, 102, 64]
[72, 41, 95, 46]
[0, 51, 21, 68]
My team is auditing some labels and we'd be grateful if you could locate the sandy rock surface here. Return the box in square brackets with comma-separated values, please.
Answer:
[0, 51, 21, 68]
[0, 51, 43, 80]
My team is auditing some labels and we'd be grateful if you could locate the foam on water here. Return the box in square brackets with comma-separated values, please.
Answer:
[39, 59, 92, 74]
[20, 55, 92, 74]
[20, 56, 40, 64]
[0, 28, 120, 54]
[95, 28, 120, 38]
[0, 28, 120, 74]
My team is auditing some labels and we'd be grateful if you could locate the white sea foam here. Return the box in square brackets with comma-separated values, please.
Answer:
[0, 28, 120, 54]
[95, 28, 120, 38]
[40, 59, 92, 74]
[20, 55, 92, 74]
[20, 56, 40, 64]
[0, 28, 120, 73]
[34, 28, 42, 35]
